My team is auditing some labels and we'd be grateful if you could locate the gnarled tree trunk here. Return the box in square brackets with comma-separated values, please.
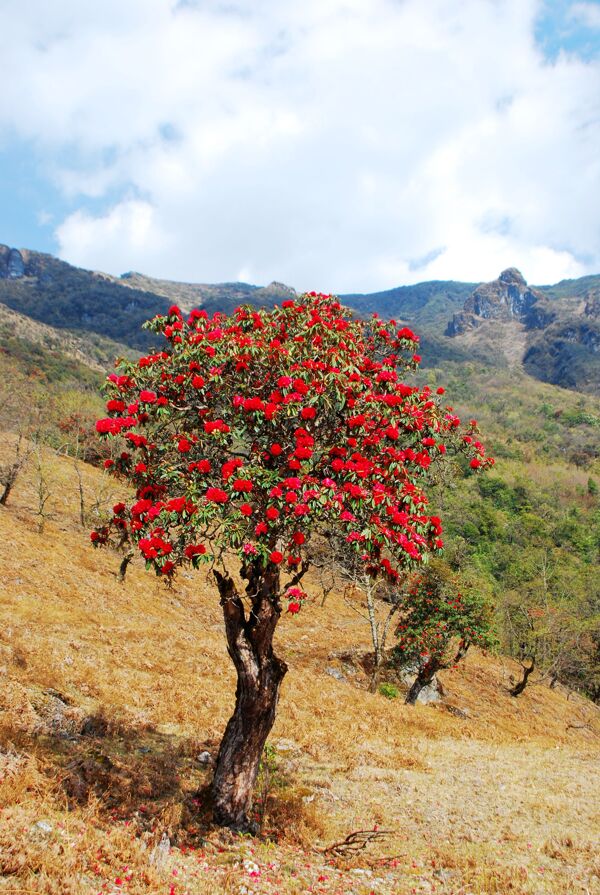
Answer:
[510, 656, 535, 697]
[211, 563, 287, 831]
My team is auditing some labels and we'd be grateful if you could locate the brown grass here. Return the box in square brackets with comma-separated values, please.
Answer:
[1, 440, 599, 894]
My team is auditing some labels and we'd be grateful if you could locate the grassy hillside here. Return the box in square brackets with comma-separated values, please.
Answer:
[342, 280, 476, 330]
[1, 440, 599, 895]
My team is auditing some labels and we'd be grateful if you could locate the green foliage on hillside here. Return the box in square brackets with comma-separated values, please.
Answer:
[429, 364, 600, 699]
[0, 331, 102, 388]
[342, 280, 476, 329]
[0, 259, 169, 351]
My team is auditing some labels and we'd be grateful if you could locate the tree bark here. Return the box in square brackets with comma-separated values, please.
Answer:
[0, 480, 12, 506]
[117, 551, 134, 583]
[211, 563, 287, 831]
[510, 657, 535, 697]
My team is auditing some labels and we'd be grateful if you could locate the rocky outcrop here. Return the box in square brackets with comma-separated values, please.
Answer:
[0, 245, 25, 279]
[446, 268, 552, 335]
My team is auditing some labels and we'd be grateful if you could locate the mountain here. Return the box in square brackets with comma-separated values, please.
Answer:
[1, 243, 600, 393]
[445, 267, 600, 393]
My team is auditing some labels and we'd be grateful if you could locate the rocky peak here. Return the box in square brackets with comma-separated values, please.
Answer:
[499, 267, 526, 287]
[446, 268, 552, 336]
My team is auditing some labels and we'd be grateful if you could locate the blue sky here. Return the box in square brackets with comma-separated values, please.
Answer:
[1, 0, 599, 290]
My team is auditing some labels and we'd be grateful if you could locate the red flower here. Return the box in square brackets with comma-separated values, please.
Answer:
[139, 390, 157, 403]
[232, 478, 253, 493]
[269, 550, 283, 564]
[300, 406, 315, 420]
[192, 375, 205, 388]
[206, 487, 228, 503]
[270, 443, 283, 456]
[266, 507, 279, 520]
[470, 458, 481, 469]
[287, 601, 301, 614]
[166, 496, 187, 513]
[240, 503, 253, 516]
[178, 437, 191, 453]
[184, 544, 206, 557]
[292, 531, 305, 545]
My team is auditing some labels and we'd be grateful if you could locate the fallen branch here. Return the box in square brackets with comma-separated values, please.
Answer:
[322, 828, 392, 857]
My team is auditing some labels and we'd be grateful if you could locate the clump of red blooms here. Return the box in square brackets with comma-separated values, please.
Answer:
[393, 561, 497, 674]
[91, 293, 493, 613]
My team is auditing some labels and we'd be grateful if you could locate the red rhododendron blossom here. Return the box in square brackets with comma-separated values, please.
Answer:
[269, 550, 284, 564]
[139, 390, 157, 403]
[184, 544, 206, 557]
[206, 488, 228, 503]
[232, 479, 253, 493]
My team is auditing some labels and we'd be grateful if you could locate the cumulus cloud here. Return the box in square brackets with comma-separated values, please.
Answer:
[1, 0, 599, 290]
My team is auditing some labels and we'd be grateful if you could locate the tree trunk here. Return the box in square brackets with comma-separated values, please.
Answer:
[211, 564, 287, 832]
[510, 657, 535, 697]
[405, 660, 439, 705]
[0, 480, 12, 506]
[117, 551, 134, 583]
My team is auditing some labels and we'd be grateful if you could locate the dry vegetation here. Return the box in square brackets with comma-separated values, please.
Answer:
[1, 439, 599, 895]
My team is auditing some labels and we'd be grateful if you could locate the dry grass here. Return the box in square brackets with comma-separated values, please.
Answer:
[1, 440, 599, 894]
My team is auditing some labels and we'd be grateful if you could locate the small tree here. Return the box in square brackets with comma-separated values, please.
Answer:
[90, 294, 492, 830]
[392, 560, 496, 704]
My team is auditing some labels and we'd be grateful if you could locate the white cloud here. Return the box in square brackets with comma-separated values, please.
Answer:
[569, 2, 600, 29]
[0, 0, 599, 291]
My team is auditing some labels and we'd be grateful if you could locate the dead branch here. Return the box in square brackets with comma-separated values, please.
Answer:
[322, 828, 392, 856]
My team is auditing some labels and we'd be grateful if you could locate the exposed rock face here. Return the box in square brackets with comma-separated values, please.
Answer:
[446, 268, 552, 335]
[0, 245, 25, 279]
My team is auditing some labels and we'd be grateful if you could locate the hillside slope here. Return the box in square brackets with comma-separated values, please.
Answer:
[3, 243, 600, 393]
[0, 441, 599, 895]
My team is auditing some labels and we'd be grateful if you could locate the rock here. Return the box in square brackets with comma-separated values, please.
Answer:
[446, 268, 549, 335]
[31, 820, 53, 836]
[0, 246, 25, 279]
[274, 738, 300, 753]
[197, 750, 214, 766]
[325, 667, 345, 682]
[7, 249, 25, 278]
[445, 704, 470, 719]
[416, 679, 443, 704]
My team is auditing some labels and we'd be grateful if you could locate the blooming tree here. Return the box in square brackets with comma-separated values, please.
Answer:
[91, 293, 493, 830]
[392, 559, 496, 704]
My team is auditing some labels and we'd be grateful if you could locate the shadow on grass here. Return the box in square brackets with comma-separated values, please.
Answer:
[30, 709, 219, 845]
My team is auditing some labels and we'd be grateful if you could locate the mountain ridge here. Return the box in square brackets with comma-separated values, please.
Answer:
[1, 243, 599, 392]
